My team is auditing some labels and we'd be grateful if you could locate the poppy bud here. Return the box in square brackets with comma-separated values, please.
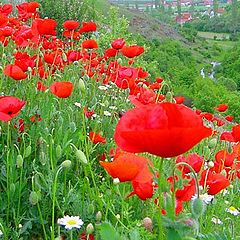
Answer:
[40, 151, 47, 165]
[220, 169, 227, 177]
[62, 52, 67, 62]
[113, 178, 120, 184]
[56, 145, 62, 159]
[61, 160, 72, 169]
[83, 75, 89, 81]
[117, 58, 122, 64]
[17, 154, 24, 168]
[165, 92, 173, 102]
[75, 150, 88, 164]
[208, 138, 217, 149]
[69, 122, 76, 132]
[25, 145, 32, 158]
[86, 223, 94, 234]
[191, 198, 205, 219]
[78, 79, 86, 94]
[142, 217, 153, 232]
[203, 146, 211, 159]
[88, 203, 95, 214]
[29, 191, 40, 205]
[96, 211, 102, 222]
[207, 161, 214, 168]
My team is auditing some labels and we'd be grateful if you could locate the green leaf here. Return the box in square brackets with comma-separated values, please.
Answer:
[99, 222, 122, 240]
[166, 228, 182, 240]
[129, 229, 141, 240]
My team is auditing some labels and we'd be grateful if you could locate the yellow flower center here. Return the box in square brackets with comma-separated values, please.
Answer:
[229, 206, 236, 211]
[67, 220, 77, 225]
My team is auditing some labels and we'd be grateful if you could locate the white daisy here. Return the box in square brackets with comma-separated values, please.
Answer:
[103, 111, 111, 117]
[211, 217, 223, 225]
[226, 206, 240, 216]
[57, 215, 84, 230]
[98, 86, 108, 91]
[192, 193, 214, 204]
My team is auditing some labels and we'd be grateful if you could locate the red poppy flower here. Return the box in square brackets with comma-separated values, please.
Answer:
[50, 81, 73, 98]
[100, 152, 151, 182]
[114, 103, 212, 158]
[214, 103, 228, 112]
[200, 170, 230, 195]
[82, 39, 98, 49]
[175, 178, 196, 202]
[0, 96, 26, 122]
[215, 150, 235, 170]
[220, 124, 240, 143]
[111, 38, 125, 50]
[176, 153, 204, 174]
[232, 124, 240, 142]
[4, 64, 27, 80]
[79, 21, 97, 33]
[37, 81, 47, 91]
[220, 131, 235, 142]
[225, 115, 234, 122]
[89, 132, 106, 144]
[79, 232, 94, 240]
[129, 87, 156, 108]
[0, 13, 8, 27]
[83, 107, 94, 119]
[0, 4, 13, 16]
[104, 48, 118, 59]
[63, 20, 79, 30]
[174, 96, 185, 104]
[168, 175, 196, 202]
[33, 18, 57, 36]
[121, 45, 144, 58]
[129, 165, 154, 200]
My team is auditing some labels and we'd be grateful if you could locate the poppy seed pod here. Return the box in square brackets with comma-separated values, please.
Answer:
[142, 217, 153, 232]
[191, 198, 205, 219]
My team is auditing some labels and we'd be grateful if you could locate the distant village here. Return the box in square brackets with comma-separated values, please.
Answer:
[110, 0, 231, 24]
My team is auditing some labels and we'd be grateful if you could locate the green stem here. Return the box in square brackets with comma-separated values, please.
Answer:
[157, 157, 164, 240]
[51, 166, 63, 240]
[32, 176, 48, 240]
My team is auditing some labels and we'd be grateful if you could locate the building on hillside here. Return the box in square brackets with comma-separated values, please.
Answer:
[175, 12, 192, 24]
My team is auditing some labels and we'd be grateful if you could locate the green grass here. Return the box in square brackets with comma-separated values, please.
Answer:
[198, 31, 230, 40]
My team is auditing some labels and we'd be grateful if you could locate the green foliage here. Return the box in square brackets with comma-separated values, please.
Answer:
[186, 2, 240, 34]
[216, 41, 240, 89]
[37, 0, 96, 33]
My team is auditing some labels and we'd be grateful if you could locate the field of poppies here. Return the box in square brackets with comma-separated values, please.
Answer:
[0, 2, 239, 240]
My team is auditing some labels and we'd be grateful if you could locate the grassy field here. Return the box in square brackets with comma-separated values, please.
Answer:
[198, 31, 230, 40]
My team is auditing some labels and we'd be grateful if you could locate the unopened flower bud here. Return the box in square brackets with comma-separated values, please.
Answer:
[75, 150, 88, 164]
[113, 178, 120, 184]
[96, 211, 102, 222]
[207, 161, 214, 168]
[191, 198, 205, 219]
[86, 223, 94, 234]
[208, 138, 217, 149]
[17, 154, 24, 168]
[165, 92, 173, 102]
[61, 160, 72, 169]
[142, 217, 153, 232]
[78, 79, 86, 94]
[29, 191, 40, 205]
[117, 58, 122, 64]
[25, 145, 32, 158]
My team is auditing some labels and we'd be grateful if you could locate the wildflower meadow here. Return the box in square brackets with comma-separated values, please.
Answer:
[0, 1, 239, 239]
